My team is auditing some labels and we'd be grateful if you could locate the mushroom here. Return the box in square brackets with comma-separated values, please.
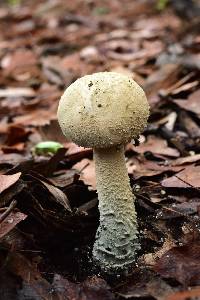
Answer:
[57, 72, 149, 273]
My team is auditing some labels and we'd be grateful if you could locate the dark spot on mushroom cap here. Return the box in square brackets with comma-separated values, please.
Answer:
[88, 81, 93, 88]
[98, 104, 102, 107]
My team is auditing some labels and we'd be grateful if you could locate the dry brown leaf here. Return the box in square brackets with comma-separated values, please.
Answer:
[14, 107, 57, 126]
[47, 170, 77, 188]
[1, 49, 37, 73]
[174, 89, 200, 116]
[172, 153, 200, 166]
[144, 64, 181, 105]
[0, 87, 35, 98]
[52, 274, 114, 300]
[166, 288, 200, 300]
[143, 239, 176, 267]
[127, 157, 182, 179]
[131, 136, 180, 158]
[0, 154, 29, 167]
[0, 211, 27, 238]
[65, 142, 91, 155]
[154, 242, 200, 285]
[3, 252, 57, 300]
[61, 53, 97, 77]
[73, 159, 96, 190]
[162, 165, 200, 188]
[40, 180, 72, 212]
[0, 172, 21, 194]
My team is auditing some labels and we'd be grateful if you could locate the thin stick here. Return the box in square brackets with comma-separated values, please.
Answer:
[0, 200, 17, 224]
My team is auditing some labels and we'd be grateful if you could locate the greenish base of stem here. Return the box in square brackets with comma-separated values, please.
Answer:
[93, 230, 140, 274]
[92, 145, 140, 273]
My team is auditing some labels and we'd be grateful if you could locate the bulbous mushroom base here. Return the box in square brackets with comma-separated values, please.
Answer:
[93, 216, 140, 273]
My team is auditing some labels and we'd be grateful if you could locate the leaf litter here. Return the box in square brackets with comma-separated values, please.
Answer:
[0, 0, 200, 299]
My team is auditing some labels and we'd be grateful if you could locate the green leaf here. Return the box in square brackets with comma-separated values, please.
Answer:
[33, 141, 63, 156]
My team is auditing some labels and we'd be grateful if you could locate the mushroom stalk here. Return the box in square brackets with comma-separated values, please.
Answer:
[57, 71, 149, 273]
[93, 145, 139, 272]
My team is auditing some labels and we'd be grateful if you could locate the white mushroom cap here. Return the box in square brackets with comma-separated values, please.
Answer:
[57, 72, 149, 148]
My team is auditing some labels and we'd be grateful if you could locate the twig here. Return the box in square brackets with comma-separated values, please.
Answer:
[0, 200, 17, 224]
[175, 175, 200, 193]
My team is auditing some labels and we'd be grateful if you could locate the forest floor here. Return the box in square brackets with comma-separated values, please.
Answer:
[0, 0, 200, 299]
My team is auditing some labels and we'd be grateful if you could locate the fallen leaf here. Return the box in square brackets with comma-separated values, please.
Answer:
[144, 64, 181, 105]
[6, 125, 30, 146]
[1, 49, 37, 73]
[73, 159, 96, 190]
[61, 53, 96, 77]
[179, 111, 200, 138]
[47, 170, 77, 187]
[65, 142, 91, 155]
[174, 89, 200, 116]
[143, 239, 176, 266]
[0, 153, 30, 167]
[161, 165, 200, 188]
[155, 111, 177, 131]
[0, 180, 25, 207]
[131, 135, 180, 157]
[0, 87, 35, 98]
[13, 106, 57, 127]
[167, 288, 200, 300]
[38, 119, 67, 144]
[1, 143, 25, 154]
[172, 154, 200, 166]
[52, 274, 114, 300]
[0, 211, 27, 238]
[170, 80, 199, 95]
[127, 157, 182, 179]
[1, 252, 57, 300]
[158, 70, 194, 95]
[146, 278, 174, 300]
[154, 242, 200, 285]
[39, 179, 72, 212]
[116, 272, 174, 300]
[0, 172, 21, 194]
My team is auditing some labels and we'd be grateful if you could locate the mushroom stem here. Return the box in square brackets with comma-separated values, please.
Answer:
[93, 145, 140, 272]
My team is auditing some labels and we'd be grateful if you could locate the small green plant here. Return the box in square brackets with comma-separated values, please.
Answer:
[156, 0, 169, 10]
[32, 141, 63, 156]
[7, 0, 21, 6]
